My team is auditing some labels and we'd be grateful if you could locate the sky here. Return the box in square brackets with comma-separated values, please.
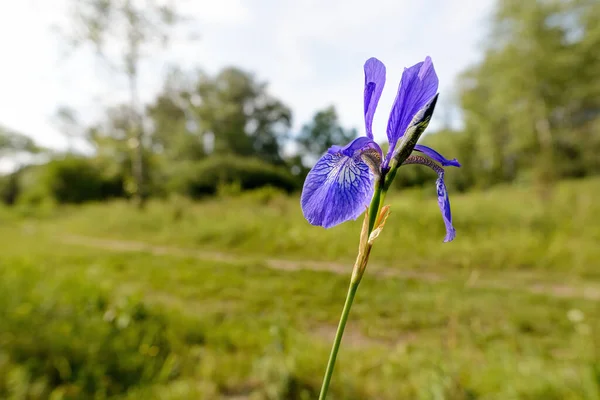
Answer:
[0, 0, 495, 152]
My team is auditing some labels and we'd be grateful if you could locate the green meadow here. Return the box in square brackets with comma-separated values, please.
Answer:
[1, 178, 600, 399]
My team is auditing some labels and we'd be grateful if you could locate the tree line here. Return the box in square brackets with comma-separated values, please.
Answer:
[1, 0, 599, 206]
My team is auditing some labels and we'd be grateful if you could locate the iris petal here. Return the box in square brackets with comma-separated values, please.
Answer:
[386, 57, 439, 154]
[301, 138, 381, 228]
[436, 172, 456, 242]
[364, 58, 386, 139]
[388, 94, 439, 168]
[340, 136, 383, 156]
[414, 144, 461, 167]
[402, 155, 457, 242]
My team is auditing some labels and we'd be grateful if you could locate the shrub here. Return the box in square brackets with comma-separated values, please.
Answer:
[166, 156, 300, 198]
[17, 156, 125, 205]
[0, 171, 19, 205]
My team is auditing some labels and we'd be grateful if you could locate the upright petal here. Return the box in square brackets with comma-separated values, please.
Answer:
[388, 93, 439, 169]
[301, 138, 381, 228]
[386, 57, 439, 152]
[436, 172, 456, 242]
[364, 58, 386, 139]
[414, 145, 461, 167]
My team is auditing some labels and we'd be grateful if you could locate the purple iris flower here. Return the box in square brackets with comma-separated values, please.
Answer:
[300, 57, 460, 242]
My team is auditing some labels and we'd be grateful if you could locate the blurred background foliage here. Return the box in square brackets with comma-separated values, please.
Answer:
[2, 0, 600, 205]
[0, 0, 600, 203]
[2, 0, 600, 399]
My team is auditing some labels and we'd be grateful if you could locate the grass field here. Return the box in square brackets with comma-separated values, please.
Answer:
[1, 178, 600, 399]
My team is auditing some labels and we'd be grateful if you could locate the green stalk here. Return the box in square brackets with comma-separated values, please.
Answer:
[317, 280, 359, 400]
[368, 181, 383, 232]
[318, 182, 383, 400]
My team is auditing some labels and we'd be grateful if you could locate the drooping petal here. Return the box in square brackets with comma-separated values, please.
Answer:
[402, 155, 456, 242]
[414, 144, 461, 167]
[436, 172, 456, 242]
[301, 138, 382, 228]
[386, 57, 439, 153]
[364, 58, 386, 139]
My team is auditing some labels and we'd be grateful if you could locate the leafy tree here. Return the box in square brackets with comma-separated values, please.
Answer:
[146, 68, 205, 163]
[86, 104, 155, 196]
[0, 126, 41, 156]
[192, 67, 293, 164]
[53, 106, 85, 153]
[62, 0, 194, 206]
[458, 0, 600, 188]
[296, 105, 357, 164]
[0, 127, 45, 205]
[147, 67, 293, 166]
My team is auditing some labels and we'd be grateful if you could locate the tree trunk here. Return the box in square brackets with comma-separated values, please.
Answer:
[534, 101, 555, 202]
[129, 71, 146, 209]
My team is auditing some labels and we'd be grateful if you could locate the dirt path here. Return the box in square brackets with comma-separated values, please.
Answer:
[59, 234, 600, 302]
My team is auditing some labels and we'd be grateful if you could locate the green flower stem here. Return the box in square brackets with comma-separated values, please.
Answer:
[368, 180, 383, 232]
[383, 159, 399, 191]
[317, 280, 359, 400]
[318, 181, 384, 400]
